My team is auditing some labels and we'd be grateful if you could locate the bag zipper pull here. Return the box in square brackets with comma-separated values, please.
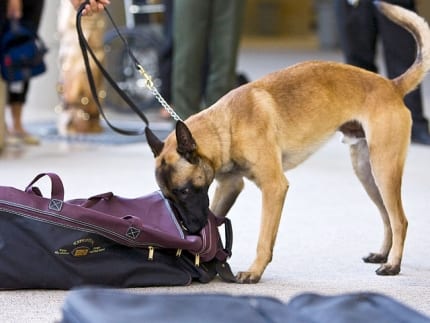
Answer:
[148, 246, 154, 261]
[195, 254, 200, 267]
[176, 249, 182, 257]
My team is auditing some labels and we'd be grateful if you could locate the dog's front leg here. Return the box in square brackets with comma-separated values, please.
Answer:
[211, 174, 244, 217]
[236, 175, 289, 283]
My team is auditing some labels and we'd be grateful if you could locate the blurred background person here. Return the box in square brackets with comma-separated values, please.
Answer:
[172, 0, 246, 119]
[335, 0, 430, 145]
[0, 0, 45, 145]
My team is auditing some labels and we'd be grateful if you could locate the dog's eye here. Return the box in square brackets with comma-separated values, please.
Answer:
[173, 187, 190, 199]
[179, 187, 190, 197]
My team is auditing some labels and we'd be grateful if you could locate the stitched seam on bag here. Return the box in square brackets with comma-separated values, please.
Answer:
[0, 206, 103, 236]
[0, 206, 164, 248]
[195, 219, 212, 256]
[0, 203, 166, 248]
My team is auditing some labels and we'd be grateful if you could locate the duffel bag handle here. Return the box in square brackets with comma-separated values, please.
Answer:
[216, 218, 236, 283]
[25, 173, 65, 201]
[223, 218, 233, 257]
[214, 216, 233, 258]
[210, 216, 236, 283]
[80, 192, 114, 208]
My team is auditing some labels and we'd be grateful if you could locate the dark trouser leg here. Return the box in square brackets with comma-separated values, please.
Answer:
[335, 0, 378, 72]
[336, 0, 430, 143]
[377, 1, 429, 132]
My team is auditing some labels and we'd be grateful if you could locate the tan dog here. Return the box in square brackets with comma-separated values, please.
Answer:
[146, 2, 430, 283]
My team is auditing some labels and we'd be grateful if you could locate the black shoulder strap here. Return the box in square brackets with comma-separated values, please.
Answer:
[216, 218, 236, 282]
[76, 2, 149, 135]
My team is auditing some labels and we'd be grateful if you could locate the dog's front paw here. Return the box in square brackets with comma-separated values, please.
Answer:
[362, 252, 387, 264]
[236, 271, 261, 284]
[376, 264, 400, 276]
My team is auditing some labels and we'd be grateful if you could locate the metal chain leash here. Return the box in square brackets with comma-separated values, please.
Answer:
[102, 6, 182, 123]
[136, 64, 183, 122]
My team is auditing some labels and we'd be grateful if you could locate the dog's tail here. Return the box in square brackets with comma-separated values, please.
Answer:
[375, 1, 430, 96]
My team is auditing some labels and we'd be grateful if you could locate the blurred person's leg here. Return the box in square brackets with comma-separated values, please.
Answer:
[7, 82, 29, 136]
[377, 0, 430, 144]
[5, 0, 44, 144]
[205, 0, 245, 106]
[159, 0, 173, 103]
[335, 0, 378, 72]
[172, 0, 210, 119]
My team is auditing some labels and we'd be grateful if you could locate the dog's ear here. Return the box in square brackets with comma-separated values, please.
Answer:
[176, 121, 198, 164]
[145, 127, 164, 157]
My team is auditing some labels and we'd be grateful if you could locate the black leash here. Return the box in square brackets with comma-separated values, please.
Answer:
[76, 2, 150, 136]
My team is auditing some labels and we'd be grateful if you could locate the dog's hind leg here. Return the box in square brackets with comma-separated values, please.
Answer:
[211, 175, 244, 217]
[349, 140, 392, 264]
[363, 109, 411, 275]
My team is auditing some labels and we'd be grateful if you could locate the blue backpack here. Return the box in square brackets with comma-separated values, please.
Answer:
[0, 21, 47, 82]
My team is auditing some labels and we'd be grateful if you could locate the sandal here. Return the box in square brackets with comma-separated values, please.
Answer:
[8, 132, 40, 146]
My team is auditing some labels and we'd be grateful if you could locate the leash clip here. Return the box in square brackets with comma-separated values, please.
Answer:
[136, 63, 183, 122]
[136, 64, 154, 89]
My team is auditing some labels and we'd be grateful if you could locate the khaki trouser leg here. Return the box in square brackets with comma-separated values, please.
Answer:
[205, 0, 245, 106]
[172, 0, 210, 119]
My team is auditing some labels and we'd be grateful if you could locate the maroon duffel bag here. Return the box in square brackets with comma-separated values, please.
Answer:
[0, 172, 234, 289]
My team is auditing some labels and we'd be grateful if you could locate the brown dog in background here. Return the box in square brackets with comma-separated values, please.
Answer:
[146, 2, 430, 283]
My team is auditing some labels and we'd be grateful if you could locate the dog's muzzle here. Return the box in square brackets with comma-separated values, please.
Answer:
[168, 191, 210, 234]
